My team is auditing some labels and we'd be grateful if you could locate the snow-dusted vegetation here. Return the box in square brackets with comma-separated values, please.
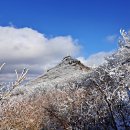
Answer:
[0, 30, 130, 130]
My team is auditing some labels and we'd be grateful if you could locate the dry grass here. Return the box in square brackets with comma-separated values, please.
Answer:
[0, 95, 46, 130]
[0, 85, 128, 130]
[0, 88, 88, 130]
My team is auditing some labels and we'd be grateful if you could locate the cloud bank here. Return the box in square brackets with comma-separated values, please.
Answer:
[0, 26, 113, 82]
[77, 51, 113, 68]
[0, 26, 80, 81]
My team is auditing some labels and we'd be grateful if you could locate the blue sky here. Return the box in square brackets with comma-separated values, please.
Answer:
[0, 0, 130, 56]
[0, 0, 130, 81]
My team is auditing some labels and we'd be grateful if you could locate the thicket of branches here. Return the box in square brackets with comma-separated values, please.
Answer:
[0, 30, 130, 130]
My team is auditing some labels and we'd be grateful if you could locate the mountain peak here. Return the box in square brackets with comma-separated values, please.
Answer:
[60, 55, 80, 65]
[25, 56, 90, 89]
[56, 55, 90, 71]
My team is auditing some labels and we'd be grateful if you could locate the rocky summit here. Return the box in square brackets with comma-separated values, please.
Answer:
[22, 56, 91, 93]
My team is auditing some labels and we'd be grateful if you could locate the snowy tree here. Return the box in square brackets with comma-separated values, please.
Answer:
[0, 64, 28, 101]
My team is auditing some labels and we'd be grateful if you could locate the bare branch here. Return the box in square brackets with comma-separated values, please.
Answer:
[0, 63, 5, 71]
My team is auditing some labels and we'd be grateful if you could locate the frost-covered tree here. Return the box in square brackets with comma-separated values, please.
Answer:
[0, 64, 28, 101]
[41, 29, 130, 130]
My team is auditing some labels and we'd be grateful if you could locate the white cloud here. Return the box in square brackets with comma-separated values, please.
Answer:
[0, 26, 80, 63]
[0, 26, 115, 83]
[77, 51, 113, 68]
[106, 34, 117, 43]
[0, 26, 80, 82]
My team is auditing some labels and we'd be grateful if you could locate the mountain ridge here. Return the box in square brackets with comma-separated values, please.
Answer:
[22, 56, 91, 93]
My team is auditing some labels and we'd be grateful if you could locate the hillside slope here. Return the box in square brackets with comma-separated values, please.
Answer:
[12, 56, 91, 95]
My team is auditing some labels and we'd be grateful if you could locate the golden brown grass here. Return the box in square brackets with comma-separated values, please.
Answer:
[0, 88, 88, 130]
